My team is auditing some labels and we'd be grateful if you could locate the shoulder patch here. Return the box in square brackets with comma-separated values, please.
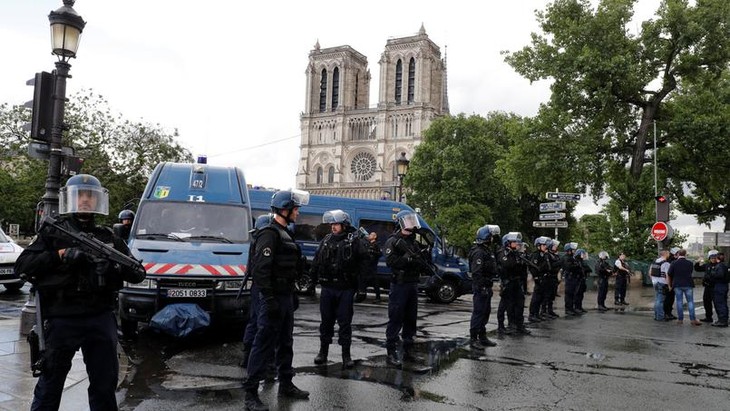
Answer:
[385, 248, 392, 255]
[476, 259, 482, 265]
[262, 247, 272, 257]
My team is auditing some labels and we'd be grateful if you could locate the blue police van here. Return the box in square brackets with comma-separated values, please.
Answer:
[248, 188, 470, 303]
[118, 158, 252, 337]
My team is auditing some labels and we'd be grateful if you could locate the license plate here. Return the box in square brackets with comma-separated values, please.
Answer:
[0, 268, 13, 275]
[167, 288, 207, 298]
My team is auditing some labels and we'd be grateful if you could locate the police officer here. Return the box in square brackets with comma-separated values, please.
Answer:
[712, 252, 728, 327]
[468, 224, 501, 349]
[695, 250, 719, 324]
[561, 242, 581, 315]
[573, 249, 592, 313]
[541, 239, 562, 318]
[311, 210, 380, 368]
[498, 232, 530, 335]
[113, 209, 135, 241]
[527, 237, 552, 323]
[663, 247, 680, 321]
[595, 251, 612, 311]
[244, 189, 310, 411]
[15, 174, 146, 411]
[384, 210, 429, 367]
[240, 214, 273, 369]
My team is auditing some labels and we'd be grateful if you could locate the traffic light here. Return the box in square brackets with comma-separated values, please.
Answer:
[655, 195, 670, 222]
[23, 72, 54, 142]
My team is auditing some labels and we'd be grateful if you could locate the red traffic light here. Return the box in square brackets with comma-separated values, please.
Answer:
[655, 195, 667, 203]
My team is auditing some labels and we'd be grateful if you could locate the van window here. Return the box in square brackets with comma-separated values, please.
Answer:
[135, 201, 250, 243]
[360, 219, 396, 248]
[293, 213, 330, 243]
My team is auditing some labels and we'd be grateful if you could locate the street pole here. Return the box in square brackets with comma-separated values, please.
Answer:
[398, 175, 403, 203]
[654, 121, 661, 253]
[41, 61, 71, 219]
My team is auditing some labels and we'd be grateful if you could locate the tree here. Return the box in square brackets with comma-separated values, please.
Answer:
[504, 0, 730, 257]
[0, 90, 192, 233]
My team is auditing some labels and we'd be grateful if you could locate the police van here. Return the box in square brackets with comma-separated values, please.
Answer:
[248, 188, 470, 303]
[118, 158, 252, 337]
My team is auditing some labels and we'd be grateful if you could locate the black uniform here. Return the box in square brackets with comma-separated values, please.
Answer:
[695, 261, 716, 322]
[574, 256, 592, 312]
[243, 221, 303, 394]
[15, 215, 145, 411]
[468, 243, 498, 342]
[542, 250, 562, 317]
[561, 253, 582, 314]
[528, 250, 551, 320]
[311, 228, 380, 353]
[384, 231, 428, 360]
[595, 258, 612, 309]
[498, 248, 528, 333]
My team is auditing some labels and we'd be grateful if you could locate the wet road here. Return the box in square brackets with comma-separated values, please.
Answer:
[108, 286, 730, 410]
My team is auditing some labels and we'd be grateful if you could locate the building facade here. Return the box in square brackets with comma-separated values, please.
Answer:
[297, 25, 449, 199]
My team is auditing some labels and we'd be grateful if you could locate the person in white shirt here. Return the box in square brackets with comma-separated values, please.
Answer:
[614, 253, 631, 305]
[650, 250, 671, 321]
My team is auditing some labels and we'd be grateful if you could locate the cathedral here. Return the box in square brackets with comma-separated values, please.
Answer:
[296, 25, 449, 200]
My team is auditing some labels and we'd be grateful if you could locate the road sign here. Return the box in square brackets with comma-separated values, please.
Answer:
[27, 142, 75, 160]
[539, 202, 566, 212]
[651, 221, 671, 242]
[546, 192, 581, 201]
[539, 213, 566, 220]
[533, 221, 569, 228]
[718, 232, 730, 247]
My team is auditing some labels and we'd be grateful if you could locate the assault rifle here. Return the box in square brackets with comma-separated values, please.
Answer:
[395, 238, 442, 281]
[27, 289, 45, 377]
[40, 216, 146, 280]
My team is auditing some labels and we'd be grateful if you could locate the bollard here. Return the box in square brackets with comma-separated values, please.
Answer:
[19, 289, 37, 336]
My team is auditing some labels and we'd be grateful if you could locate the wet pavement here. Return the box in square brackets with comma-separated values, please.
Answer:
[1, 278, 729, 410]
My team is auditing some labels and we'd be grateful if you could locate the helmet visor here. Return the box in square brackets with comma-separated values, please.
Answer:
[290, 189, 310, 207]
[323, 209, 348, 224]
[59, 184, 109, 215]
[398, 212, 421, 231]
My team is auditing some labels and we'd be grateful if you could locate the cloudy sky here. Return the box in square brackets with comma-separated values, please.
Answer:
[1, 0, 722, 244]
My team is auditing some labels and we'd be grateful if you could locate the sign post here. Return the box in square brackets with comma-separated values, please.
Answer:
[536, 190, 582, 241]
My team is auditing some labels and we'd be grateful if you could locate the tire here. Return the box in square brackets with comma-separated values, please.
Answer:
[120, 318, 138, 339]
[3, 282, 24, 293]
[432, 279, 458, 304]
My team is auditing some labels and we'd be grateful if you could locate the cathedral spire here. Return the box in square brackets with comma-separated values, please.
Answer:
[418, 23, 426, 36]
[442, 45, 450, 114]
[314, 39, 320, 51]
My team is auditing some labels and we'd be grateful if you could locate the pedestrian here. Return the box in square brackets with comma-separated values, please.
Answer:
[468, 224, 501, 349]
[311, 210, 380, 368]
[649, 250, 671, 321]
[694, 250, 719, 323]
[667, 249, 702, 326]
[113, 209, 135, 241]
[561, 242, 581, 315]
[542, 239, 562, 318]
[15, 174, 146, 411]
[595, 251, 612, 311]
[384, 210, 430, 367]
[244, 189, 311, 411]
[614, 252, 631, 306]
[355, 231, 382, 303]
[574, 249, 591, 313]
[240, 214, 273, 369]
[527, 236, 552, 323]
[498, 232, 530, 335]
[662, 248, 680, 321]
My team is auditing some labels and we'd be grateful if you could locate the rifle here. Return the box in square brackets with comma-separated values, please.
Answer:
[395, 238, 443, 281]
[40, 216, 146, 281]
[27, 289, 45, 377]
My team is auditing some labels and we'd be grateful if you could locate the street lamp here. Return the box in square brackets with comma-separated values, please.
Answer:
[42, 0, 86, 219]
[396, 152, 410, 203]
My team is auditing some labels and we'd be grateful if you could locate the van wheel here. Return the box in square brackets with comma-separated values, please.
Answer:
[120, 318, 138, 339]
[433, 280, 458, 304]
[3, 282, 24, 293]
[296, 274, 316, 296]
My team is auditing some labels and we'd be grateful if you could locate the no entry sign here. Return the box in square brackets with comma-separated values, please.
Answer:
[651, 221, 670, 242]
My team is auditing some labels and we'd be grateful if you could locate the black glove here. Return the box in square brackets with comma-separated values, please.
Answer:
[92, 258, 111, 288]
[263, 296, 280, 319]
[62, 247, 87, 264]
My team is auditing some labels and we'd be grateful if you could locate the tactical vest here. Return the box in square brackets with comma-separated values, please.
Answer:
[267, 224, 302, 292]
[649, 260, 663, 277]
[316, 233, 358, 288]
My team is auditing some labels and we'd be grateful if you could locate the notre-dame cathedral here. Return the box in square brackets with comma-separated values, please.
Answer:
[296, 25, 449, 200]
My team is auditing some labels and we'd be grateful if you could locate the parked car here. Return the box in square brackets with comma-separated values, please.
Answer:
[0, 227, 25, 292]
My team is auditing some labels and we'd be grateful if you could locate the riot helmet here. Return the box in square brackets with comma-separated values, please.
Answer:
[563, 242, 578, 252]
[396, 210, 421, 232]
[323, 209, 351, 226]
[534, 236, 551, 247]
[59, 174, 109, 216]
[575, 249, 588, 260]
[708, 250, 719, 260]
[475, 224, 500, 244]
[502, 232, 522, 248]
[548, 239, 560, 252]
[252, 214, 273, 232]
[669, 247, 680, 256]
[270, 189, 309, 223]
[118, 209, 135, 223]
[598, 251, 609, 260]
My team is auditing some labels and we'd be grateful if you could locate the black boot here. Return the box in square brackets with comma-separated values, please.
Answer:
[386, 348, 402, 367]
[314, 343, 329, 365]
[342, 345, 355, 369]
[240, 343, 251, 368]
[278, 381, 310, 399]
[245, 389, 268, 411]
[469, 330, 485, 349]
[478, 331, 497, 347]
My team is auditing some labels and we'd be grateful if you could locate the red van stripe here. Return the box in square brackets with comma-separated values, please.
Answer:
[175, 264, 194, 274]
[156, 263, 176, 274]
[202, 264, 220, 275]
[223, 265, 238, 275]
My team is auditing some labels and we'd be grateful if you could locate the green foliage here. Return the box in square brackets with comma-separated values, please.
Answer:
[0, 90, 192, 233]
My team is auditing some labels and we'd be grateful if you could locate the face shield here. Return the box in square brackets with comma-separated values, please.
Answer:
[323, 209, 349, 225]
[290, 189, 310, 207]
[59, 184, 109, 215]
[398, 212, 421, 231]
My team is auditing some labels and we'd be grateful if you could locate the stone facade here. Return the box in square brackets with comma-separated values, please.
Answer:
[297, 25, 449, 200]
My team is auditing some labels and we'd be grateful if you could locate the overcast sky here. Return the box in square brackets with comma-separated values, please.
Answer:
[1, 0, 722, 245]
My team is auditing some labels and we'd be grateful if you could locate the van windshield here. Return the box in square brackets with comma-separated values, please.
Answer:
[134, 202, 251, 243]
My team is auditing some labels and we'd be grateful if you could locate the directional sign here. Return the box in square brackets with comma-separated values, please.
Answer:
[539, 212, 566, 220]
[718, 232, 730, 247]
[533, 221, 569, 228]
[651, 221, 672, 242]
[546, 192, 581, 201]
[539, 202, 566, 212]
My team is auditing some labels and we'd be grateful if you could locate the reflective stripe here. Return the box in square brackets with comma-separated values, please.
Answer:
[143, 263, 246, 275]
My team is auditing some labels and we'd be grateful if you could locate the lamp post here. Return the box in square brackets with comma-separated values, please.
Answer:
[21, 0, 85, 337]
[395, 151, 410, 203]
[42, 0, 86, 219]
